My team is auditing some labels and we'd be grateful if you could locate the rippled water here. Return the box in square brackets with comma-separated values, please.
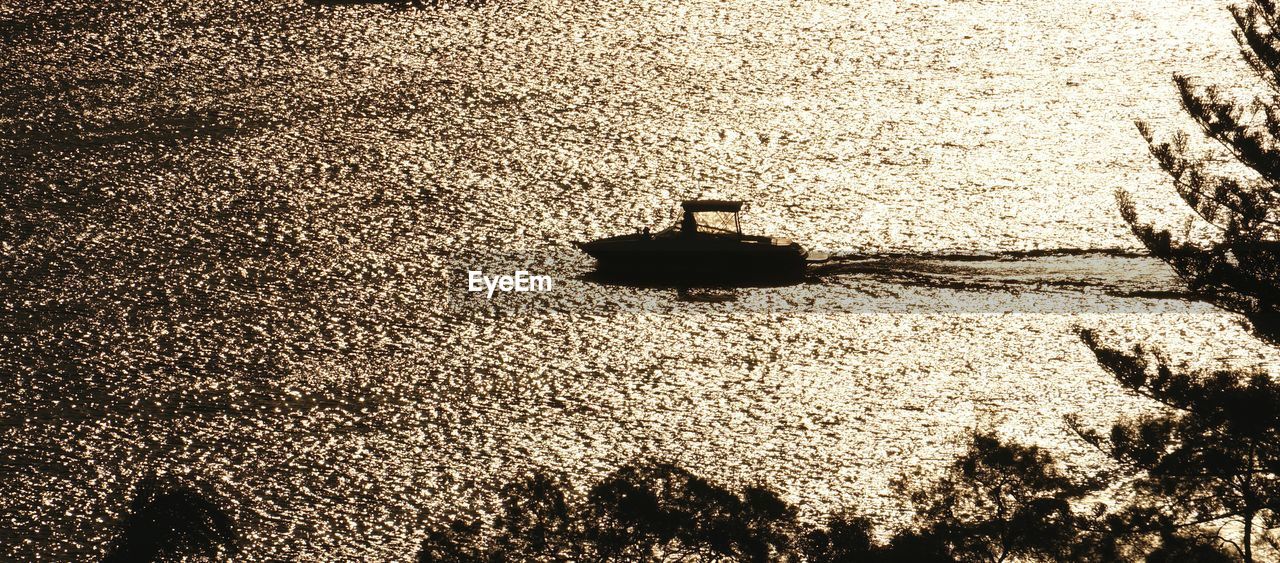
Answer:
[4, 0, 1280, 560]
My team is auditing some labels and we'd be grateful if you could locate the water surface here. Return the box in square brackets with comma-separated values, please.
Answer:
[2, 0, 1277, 559]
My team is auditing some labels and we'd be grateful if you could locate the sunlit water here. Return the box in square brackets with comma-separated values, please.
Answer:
[3, 0, 1280, 560]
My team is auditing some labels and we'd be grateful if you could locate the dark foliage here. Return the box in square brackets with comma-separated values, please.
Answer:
[417, 472, 583, 562]
[583, 463, 798, 561]
[1077, 329, 1280, 562]
[417, 518, 490, 563]
[902, 432, 1095, 563]
[101, 477, 238, 563]
[492, 471, 581, 559]
[419, 463, 806, 562]
[1095, 1, 1280, 560]
[419, 435, 1113, 563]
[1127, 0, 1280, 343]
[796, 513, 882, 562]
[1144, 530, 1238, 563]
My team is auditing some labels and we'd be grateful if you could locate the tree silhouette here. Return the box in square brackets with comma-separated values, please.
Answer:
[795, 512, 882, 562]
[416, 444, 1123, 562]
[491, 471, 582, 560]
[1085, 1, 1280, 560]
[101, 477, 238, 562]
[1075, 331, 1280, 563]
[1126, 0, 1280, 343]
[418, 463, 803, 562]
[901, 432, 1094, 563]
[418, 461, 945, 562]
[583, 463, 798, 562]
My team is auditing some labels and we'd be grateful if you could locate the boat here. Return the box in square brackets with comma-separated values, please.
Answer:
[574, 200, 828, 280]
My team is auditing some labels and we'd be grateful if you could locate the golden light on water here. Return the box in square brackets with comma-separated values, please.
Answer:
[3, 0, 1278, 559]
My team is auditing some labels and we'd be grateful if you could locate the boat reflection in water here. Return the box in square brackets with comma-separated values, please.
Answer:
[575, 200, 829, 286]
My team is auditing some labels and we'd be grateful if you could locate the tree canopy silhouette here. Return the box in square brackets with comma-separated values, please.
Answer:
[1075, 330, 1280, 563]
[101, 477, 238, 563]
[418, 463, 805, 562]
[418, 436, 1115, 563]
[1089, 1, 1280, 560]
[1126, 0, 1280, 343]
[901, 432, 1097, 563]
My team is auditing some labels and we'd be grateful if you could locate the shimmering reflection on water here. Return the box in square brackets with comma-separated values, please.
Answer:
[3, 0, 1279, 559]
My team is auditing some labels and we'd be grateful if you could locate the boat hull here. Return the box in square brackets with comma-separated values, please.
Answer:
[576, 235, 810, 281]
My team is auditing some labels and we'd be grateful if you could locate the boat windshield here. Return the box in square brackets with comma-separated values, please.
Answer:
[688, 211, 739, 235]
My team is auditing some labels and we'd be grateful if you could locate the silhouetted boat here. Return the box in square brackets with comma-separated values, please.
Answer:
[575, 200, 828, 280]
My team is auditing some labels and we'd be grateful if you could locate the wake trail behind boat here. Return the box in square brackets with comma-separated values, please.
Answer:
[812, 248, 1187, 299]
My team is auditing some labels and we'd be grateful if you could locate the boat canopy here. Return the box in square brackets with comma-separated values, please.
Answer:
[681, 200, 743, 213]
[675, 200, 743, 234]
[687, 211, 740, 234]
